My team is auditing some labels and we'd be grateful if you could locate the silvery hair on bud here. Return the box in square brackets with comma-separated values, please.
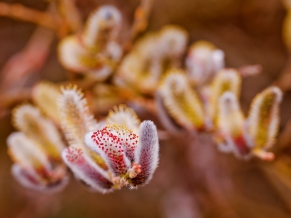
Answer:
[131, 121, 159, 187]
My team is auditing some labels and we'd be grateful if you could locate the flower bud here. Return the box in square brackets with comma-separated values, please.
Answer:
[158, 69, 205, 131]
[186, 41, 224, 86]
[13, 105, 65, 161]
[131, 121, 159, 187]
[247, 86, 282, 160]
[62, 147, 113, 193]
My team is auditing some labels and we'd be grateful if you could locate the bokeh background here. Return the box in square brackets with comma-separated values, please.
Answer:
[1, 0, 291, 217]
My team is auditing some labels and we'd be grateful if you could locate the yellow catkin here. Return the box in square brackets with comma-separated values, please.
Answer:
[248, 87, 282, 150]
[107, 104, 141, 134]
[32, 82, 61, 123]
[159, 69, 205, 130]
[58, 85, 107, 169]
[217, 92, 244, 138]
[210, 68, 241, 125]
[13, 105, 65, 161]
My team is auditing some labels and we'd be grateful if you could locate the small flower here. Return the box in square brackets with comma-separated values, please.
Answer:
[186, 40, 224, 86]
[157, 69, 205, 131]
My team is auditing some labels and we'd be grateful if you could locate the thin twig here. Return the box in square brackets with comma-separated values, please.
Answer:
[238, 64, 262, 77]
[123, 0, 154, 52]
[0, 2, 56, 29]
[0, 27, 55, 94]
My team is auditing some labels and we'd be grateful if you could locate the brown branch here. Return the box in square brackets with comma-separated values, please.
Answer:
[58, 0, 83, 33]
[0, 2, 57, 29]
[131, 0, 153, 36]
[0, 27, 54, 94]
[123, 0, 154, 52]
[238, 64, 262, 77]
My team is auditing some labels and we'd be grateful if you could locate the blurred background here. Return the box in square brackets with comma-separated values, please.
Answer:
[1, 0, 291, 217]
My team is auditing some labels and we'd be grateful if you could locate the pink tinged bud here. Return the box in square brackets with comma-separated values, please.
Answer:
[58, 86, 108, 169]
[62, 147, 113, 193]
[12, 164, 42, 188]
[209, 68, 241, 124]
[217, 92, 250, 156]
[247, 86, 283, 158]
[131, 121, 159, 187]
[8, 132, 69, 192]
[85, 125, 138, 176]
[12, 164, 68, 192]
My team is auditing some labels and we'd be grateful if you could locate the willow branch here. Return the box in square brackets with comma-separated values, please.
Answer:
[123, 0, 154, 51]
[0, 2, 57, 29]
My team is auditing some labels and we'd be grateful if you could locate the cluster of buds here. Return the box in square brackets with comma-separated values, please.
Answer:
[7, 83, 159, 193]
[5, 1, 283, 195]
[215, 87, 282, 160]
[58, 87, 159, 192]
[115, 25, 188, 94]
[7, 97, 68, 191]
[58, 5, 122, 81]
[157, 66, 282, 161]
